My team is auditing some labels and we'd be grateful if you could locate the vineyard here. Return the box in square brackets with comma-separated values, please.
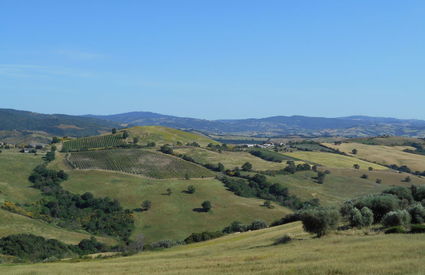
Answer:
[67, 149, 214, 178]
[62, 135, 126, 151]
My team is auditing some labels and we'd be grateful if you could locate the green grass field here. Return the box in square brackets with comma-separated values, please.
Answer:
[324, 142, 425, 172]
[67, 149, 214, 178]
[174, 147, 289, 170]
[2, 222, 425, 275]
[268, 168, 425, 206]
[0, 150, 43, 204]
[348, 136, 425, 146]
[127, 126, 219, 146]
[281, 151, 387, 170]
[61, 169, 291, 242]
[62, 134, 126, 151]
[0, 209, 114, 245]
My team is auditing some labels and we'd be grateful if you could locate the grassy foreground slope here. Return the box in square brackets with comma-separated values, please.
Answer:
[281, 151, 387, 170]
[324, 142, 425, 172]
[67, 149, 214, 178]
[174, 147, 288, 170]
[127, 126, 219, 146]
[0, 150, 43, 204]
[2, 222, 425, 275]
[62, 170, 291, 242]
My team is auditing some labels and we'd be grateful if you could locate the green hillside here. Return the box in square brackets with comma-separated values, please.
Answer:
[2, 222, 425, 274]
[67, 149, 214, 178]
[62, 170, 291, 242]
[62, 134, 126, 151]
[126, 126, 219, 146]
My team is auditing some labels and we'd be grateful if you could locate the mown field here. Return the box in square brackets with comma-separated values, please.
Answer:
[0, 150, 43, 204]
[126, 126, 219, 146]
[268, 168, 425, 206]
[61, 169, 291, 242]
[62, 134, 125, 151]
[280, 151, 387, 170]
[174, 147, 289, 170]
[67, 149, 214, 178]
[2, 222, 425, 275]
[324, 142, 425, 172]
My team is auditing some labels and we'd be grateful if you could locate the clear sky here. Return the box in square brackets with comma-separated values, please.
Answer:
[0, 0, 424, 119]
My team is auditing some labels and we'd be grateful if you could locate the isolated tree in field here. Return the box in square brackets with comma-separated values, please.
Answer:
[142, 200, 152, 211]
[242, 162, 253, 171]
[316, 171, 326, 184]
[368, 167, 373, 171]
[112, 128, 117, 134]
[300, 207, 340, 237]
[160, 145, 173, 154]
[353, 164, 360, 170]
[187, 185, 196, 194]
[352, 149, 358, 155]
[361, 174, 368, 179]
[122, 131, 129, 139]
[133, 137, 139, 144]
[217, 163, 225, 172]
[202, 201, 212, 212]
[376, 179, 382, 184]
[166, 188, 172, 196]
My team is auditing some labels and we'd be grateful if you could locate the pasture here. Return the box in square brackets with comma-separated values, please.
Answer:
[61, 170, 291, 242]
[174, 147, 289, 170]
[2, 222, 425, 274]
[323, 142, 425, 172]
[280, 151, 387, 170]
[67, 149, 214, 178]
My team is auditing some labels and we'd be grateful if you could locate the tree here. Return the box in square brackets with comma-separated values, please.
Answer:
[112, 128, 117, 134]
[133, 137, 139, 144]
[201, 201, 212, 212]
[361, 174, 368, 179]
[368, 167, 374, 171]
[404, 176, 412, 183]
[160, 145, 173, 154]
[376, 179, 382, 184]
[187, 185, 196, 194]
[316, 171, 326, 184]
[51, 137, 60, 144]
[122, 131, 129, 139]
[185, 173, 190, 180]
[382, 210, 411, 227]
[241, 162, 253, 172]
[142, 200, 152, 211]
[352, 149, 358, 155]
[408, 203, 425, 224]
[300, 207, 340, 237]
[248, 220, 268, 230]
[217, 163, 225, 172]
[51, 145, 57, 152]
[166, 188, 172, 196]
[353, 164, 360, 170]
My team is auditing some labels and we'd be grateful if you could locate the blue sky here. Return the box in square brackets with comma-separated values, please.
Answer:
[0, 0, 424, 119]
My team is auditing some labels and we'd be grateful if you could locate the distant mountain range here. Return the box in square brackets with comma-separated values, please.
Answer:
[87, 112, 425, 138]
[1, 109, 425, 142]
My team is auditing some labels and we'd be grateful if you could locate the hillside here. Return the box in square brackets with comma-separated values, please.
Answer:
[0, 109, 119, 138]
[2, 222, 425, 274]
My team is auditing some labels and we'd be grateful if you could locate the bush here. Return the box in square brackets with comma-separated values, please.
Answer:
[274, 235, 292, 245]
[270, 213, 300, 227]
[353, 194, 400, 222]
[300, 207, 340, 237]
[383, 186, 413, 203]
[222, 221, 248, 233]
[184, 231, 224, 244]
[361, 207, 374, 227]
[187, 185, 196, 194]
[407, 203, 425, 224]
[382, 210, 411, 227]
[385, 226, 407, 234]
[410, 224, 425, 233]
[201, 201, 212, 212]
[150, 240, 182, 249]
[248, 220, 268, 231]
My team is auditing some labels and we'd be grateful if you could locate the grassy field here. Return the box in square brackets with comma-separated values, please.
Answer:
[174, 147, 289, 170]
[67, 149, 214, 178]
[280, 151, 387, 170]
[0, 209, 114, 245]
[268, 169, 425, 206]
[348, 136, 425, 146]
[0, 150, 43, 204]
[62, 134, 125, 151]
[127, 126, 219, 146]
[2, 222, 425, 274]
[61, 170, 291, 242]
[323, 142, 425, 172]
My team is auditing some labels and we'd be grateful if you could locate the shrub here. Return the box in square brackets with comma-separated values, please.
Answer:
[410, 224, 425, 233]
[407, 203, 425, 224]
[300, 207, 340, 237]
[274, 235, 292, 245]
[383, 186, 413, 203]
[222, 221, 248, 233]
[150, 240, 182, 249]
[141, 200, 152, 211]
[184, 231, 224, 244]
[353, 194, 400, 222]
[382, 210, 411, 227]
[201, 201, 212, 212]
[187, 185, 196, 194]
[241, 162, 253, 171]
[361, 207, 374, 227]
[270, 213, 300, 227]
[361, 174, 368, 179]
[385, 226, 407, 234]
[248, 220, 268, 231]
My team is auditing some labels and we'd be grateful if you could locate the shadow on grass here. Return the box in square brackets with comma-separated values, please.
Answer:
[192, 208, 208, 213]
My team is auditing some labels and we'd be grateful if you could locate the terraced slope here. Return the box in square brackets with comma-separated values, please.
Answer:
[280, 151, 387, 170]
[62, 170, 292, 242]
[2, 222, 425, 275]
[126, 126, 219, 146]
[67, 149, 214, 178]
[174, 147, 289, 170]
[323, 142, 425, 172]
